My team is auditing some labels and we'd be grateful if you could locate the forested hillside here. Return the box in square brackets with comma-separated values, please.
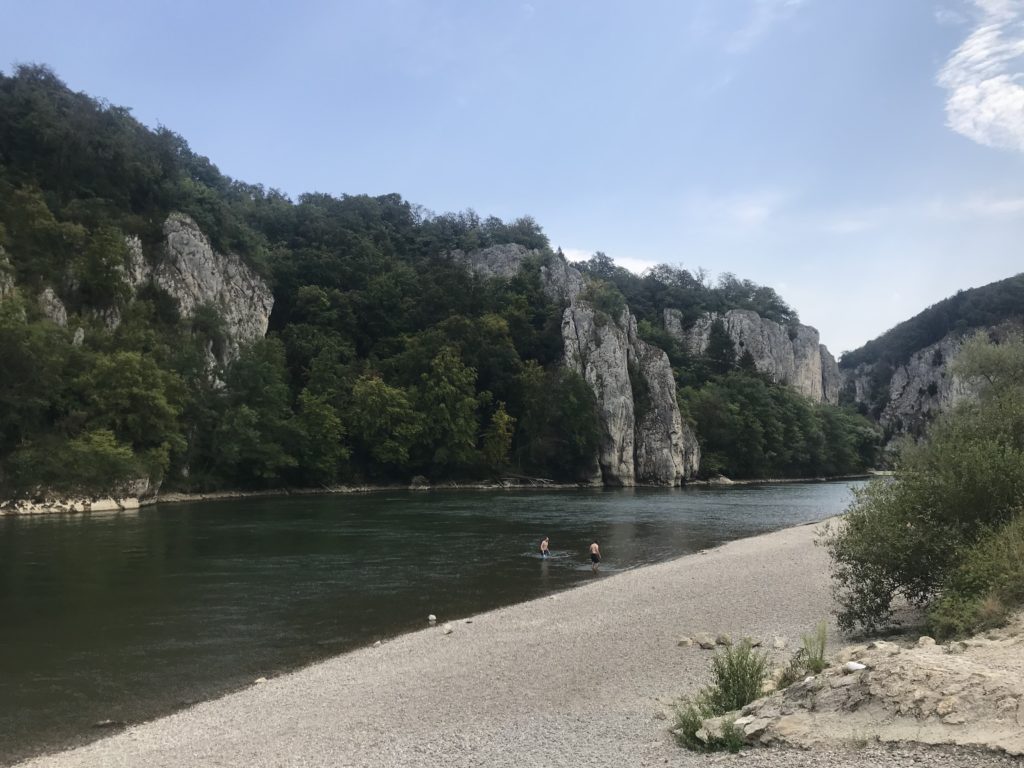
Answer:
[0, 66, 879, 497]
[838, 274, 1024, 427]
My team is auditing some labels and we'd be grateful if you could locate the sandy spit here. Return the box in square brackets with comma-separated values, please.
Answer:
[15, 520, 1017, 768]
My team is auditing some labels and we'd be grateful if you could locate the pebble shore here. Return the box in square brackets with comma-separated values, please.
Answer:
[15, 520, 1021, 768]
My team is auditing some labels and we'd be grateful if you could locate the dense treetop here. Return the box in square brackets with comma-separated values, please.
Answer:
[0, 65, 878, 495]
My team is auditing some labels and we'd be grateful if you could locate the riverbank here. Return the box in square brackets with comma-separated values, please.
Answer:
[15, 517, 1014, 768]
[0, 473, 876, 515]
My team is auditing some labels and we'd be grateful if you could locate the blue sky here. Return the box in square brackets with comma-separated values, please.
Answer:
[3, 0, 1024, 354]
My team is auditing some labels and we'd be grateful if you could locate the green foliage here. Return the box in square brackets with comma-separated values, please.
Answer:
[346, 375, 423, 470]
[927, 512, 1024, 639]
[674, 641, 768, 753]
[514, 362, 601, 481]
[779, 620, 829, 687]
[482, 402, 515, 474]
[840, 274, 1024, 372]
[416, 346, 482, 474]
[0, 64, 885, 495]
[705, 318, 737, 374]
[8, 429, 141, 496]
[825, 333, 1024, 633]
[681, 371, 880, 479]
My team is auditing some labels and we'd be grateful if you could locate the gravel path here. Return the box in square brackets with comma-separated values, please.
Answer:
[16, 520, 1021, 768]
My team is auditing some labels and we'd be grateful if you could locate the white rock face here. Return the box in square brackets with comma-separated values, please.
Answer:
[563, 305, 700, 486]
[154, 214, 273, 360]
[123, 234, 151, 290]
[449, 244, 583, 303]
[0, 247, 15, 302]
[38, 287, 68, 327]
[669, 308, 839, 404]
[451, 245, 699, 485]
[563, 305, 635, 485]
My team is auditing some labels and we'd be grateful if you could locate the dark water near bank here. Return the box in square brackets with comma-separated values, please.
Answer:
[0, 482, 862, 763]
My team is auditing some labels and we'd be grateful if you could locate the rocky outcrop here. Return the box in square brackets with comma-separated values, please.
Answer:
[844, 330, 989, 438]
[452, 245, 699, 485]
[700, 616, 1024, 756]
[153, 214, 273, 360]
[668, 308, 839, 404]
[820, 345, 841, 405]
[563, 304, 699, 486]
[449, 244, 583, 303]
[37, 287, 68, 327]
[0, 247, 15, 302]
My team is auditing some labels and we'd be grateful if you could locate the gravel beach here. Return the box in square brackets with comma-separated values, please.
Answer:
[15, 519, 1021, 768]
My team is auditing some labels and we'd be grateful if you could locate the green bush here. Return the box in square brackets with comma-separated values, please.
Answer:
[927, 512, 1024, 639]
[824, 333, 1024, 634]
[674, 641, 768, 752]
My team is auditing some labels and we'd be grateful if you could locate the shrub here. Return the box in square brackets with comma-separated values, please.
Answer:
[674, 641, 769, 752]
[824, 333, 1024, 634]
[927, 512, 1024, 639]
[777, 620, 828, 689]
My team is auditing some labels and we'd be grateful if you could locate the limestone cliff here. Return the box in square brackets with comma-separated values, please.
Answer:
[449, 243, 583, 303]
[453, 245, 699, 485]
[668, 308, 840, 404]
[845, 332, 979, 438]
[562, 305, 699, 486]
[150, 213, 274, 361]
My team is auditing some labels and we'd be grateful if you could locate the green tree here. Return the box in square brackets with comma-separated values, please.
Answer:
[346, 374, 422, 470]
[417, 346, 482, 473]
[482, 402, 516, 474]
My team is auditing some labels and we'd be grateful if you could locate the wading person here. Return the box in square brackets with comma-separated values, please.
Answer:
[589, 541, 601, 572]
[540, 536, 550, 558]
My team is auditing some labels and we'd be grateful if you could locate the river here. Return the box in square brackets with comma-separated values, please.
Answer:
[0, 481, 863, 764]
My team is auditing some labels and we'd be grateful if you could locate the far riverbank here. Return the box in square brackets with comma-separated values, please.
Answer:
[0, 473, 877, 516]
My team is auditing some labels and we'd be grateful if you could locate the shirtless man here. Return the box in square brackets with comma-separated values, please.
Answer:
[589, 541, 601, 572]
[540, 536, 550, 558]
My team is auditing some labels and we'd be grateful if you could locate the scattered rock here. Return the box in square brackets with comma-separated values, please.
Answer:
[428, 614, 437, 622]
[918, 636, 936, 647]
[372, 641, 381, 648]
[677, 636, 695, 648]
[694, 632, 717, 650]
[254, 677, 268, 684]
[696, 712, 737, 744]
[843, 661, 867, 673]
[442, 623, 453, 635]
[92, 720, 126, 729]
[772, 636, 788, 650]
[715, 633, 733, 647]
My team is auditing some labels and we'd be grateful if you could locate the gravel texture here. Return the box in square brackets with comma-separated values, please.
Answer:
[15, 520, 1022, 768]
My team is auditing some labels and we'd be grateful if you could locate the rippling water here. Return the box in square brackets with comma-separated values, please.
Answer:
[0, 481, 863, 763]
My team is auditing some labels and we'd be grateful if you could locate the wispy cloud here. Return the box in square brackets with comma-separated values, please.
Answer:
[938, 0, 1024, 152]
[728, 0, 808, 54]
[682, 189, 792, 230]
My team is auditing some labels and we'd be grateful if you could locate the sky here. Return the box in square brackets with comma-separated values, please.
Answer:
[2, 0, 1024, 355]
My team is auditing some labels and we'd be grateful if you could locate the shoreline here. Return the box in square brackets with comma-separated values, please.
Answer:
[1, 474, 875, 516]
[15, 517, 848, 768]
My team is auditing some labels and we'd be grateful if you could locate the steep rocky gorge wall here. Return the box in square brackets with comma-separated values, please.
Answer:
[666, 308, 841, 404]
[138, 213, 274, 361]
[453, 245, 700, 485]
[843, 330, 991, 439]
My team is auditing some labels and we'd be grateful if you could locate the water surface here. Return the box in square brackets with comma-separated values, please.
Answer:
[0, 481, 862, 763]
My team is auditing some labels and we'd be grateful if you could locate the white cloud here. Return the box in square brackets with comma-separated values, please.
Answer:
[728, 0, 807, 54]
[938, 0, 1024, 152]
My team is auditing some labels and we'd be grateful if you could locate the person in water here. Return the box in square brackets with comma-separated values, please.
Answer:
[589, 541, 601, 572]
[540, 536, 550, 558]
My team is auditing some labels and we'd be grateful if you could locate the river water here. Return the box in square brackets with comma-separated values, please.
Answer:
[0, 481, 863, 763]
